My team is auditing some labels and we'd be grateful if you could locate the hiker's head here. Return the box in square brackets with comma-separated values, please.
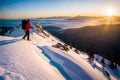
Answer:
[27, 19, 30, 22]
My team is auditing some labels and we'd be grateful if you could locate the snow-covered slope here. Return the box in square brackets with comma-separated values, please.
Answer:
[0, 26, 118, 80]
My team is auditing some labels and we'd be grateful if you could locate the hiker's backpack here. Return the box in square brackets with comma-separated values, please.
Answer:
[22, 20, 27, 29]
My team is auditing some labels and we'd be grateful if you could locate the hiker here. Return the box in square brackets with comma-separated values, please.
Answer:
[22, 19, 33, 41]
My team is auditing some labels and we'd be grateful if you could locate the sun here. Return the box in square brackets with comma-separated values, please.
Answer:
[105, 8, 115, 17]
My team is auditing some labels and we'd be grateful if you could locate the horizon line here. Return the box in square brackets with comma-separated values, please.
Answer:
[0, 15, 120, 20]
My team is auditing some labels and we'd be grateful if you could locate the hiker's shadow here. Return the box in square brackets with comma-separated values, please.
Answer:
[0, 39, 22, 46]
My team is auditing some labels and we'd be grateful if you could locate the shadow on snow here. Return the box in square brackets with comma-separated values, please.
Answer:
[0, 39, 21, 46]
[37, 46, 94, 80]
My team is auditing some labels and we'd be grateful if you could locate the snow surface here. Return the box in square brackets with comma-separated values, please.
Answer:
[0, 26, 118, 80]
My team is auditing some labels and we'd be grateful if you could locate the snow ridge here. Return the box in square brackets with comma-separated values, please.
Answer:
[0, 25, 119, 80]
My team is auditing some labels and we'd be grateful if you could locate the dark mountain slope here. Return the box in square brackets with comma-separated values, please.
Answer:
[58, 24, 120, 61]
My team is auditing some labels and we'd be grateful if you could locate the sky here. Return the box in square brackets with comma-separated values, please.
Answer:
[0, 0, 120, 19]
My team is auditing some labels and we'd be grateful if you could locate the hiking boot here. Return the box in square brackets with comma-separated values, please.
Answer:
[22, 37, 25, 40]
[27, 39, 31, 41]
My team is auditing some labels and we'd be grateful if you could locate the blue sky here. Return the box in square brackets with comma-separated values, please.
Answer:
[0, 0, 120, 19]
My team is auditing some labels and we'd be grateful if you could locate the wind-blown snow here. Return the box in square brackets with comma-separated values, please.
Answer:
[0, 25, 118, 80]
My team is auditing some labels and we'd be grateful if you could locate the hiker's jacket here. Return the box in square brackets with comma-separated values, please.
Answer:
[25, 19, 32, 30]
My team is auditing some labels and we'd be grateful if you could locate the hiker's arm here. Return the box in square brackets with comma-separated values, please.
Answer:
[30, 24, 33, 29]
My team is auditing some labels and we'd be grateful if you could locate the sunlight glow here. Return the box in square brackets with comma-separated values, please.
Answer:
[106, 8, 115, 17]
